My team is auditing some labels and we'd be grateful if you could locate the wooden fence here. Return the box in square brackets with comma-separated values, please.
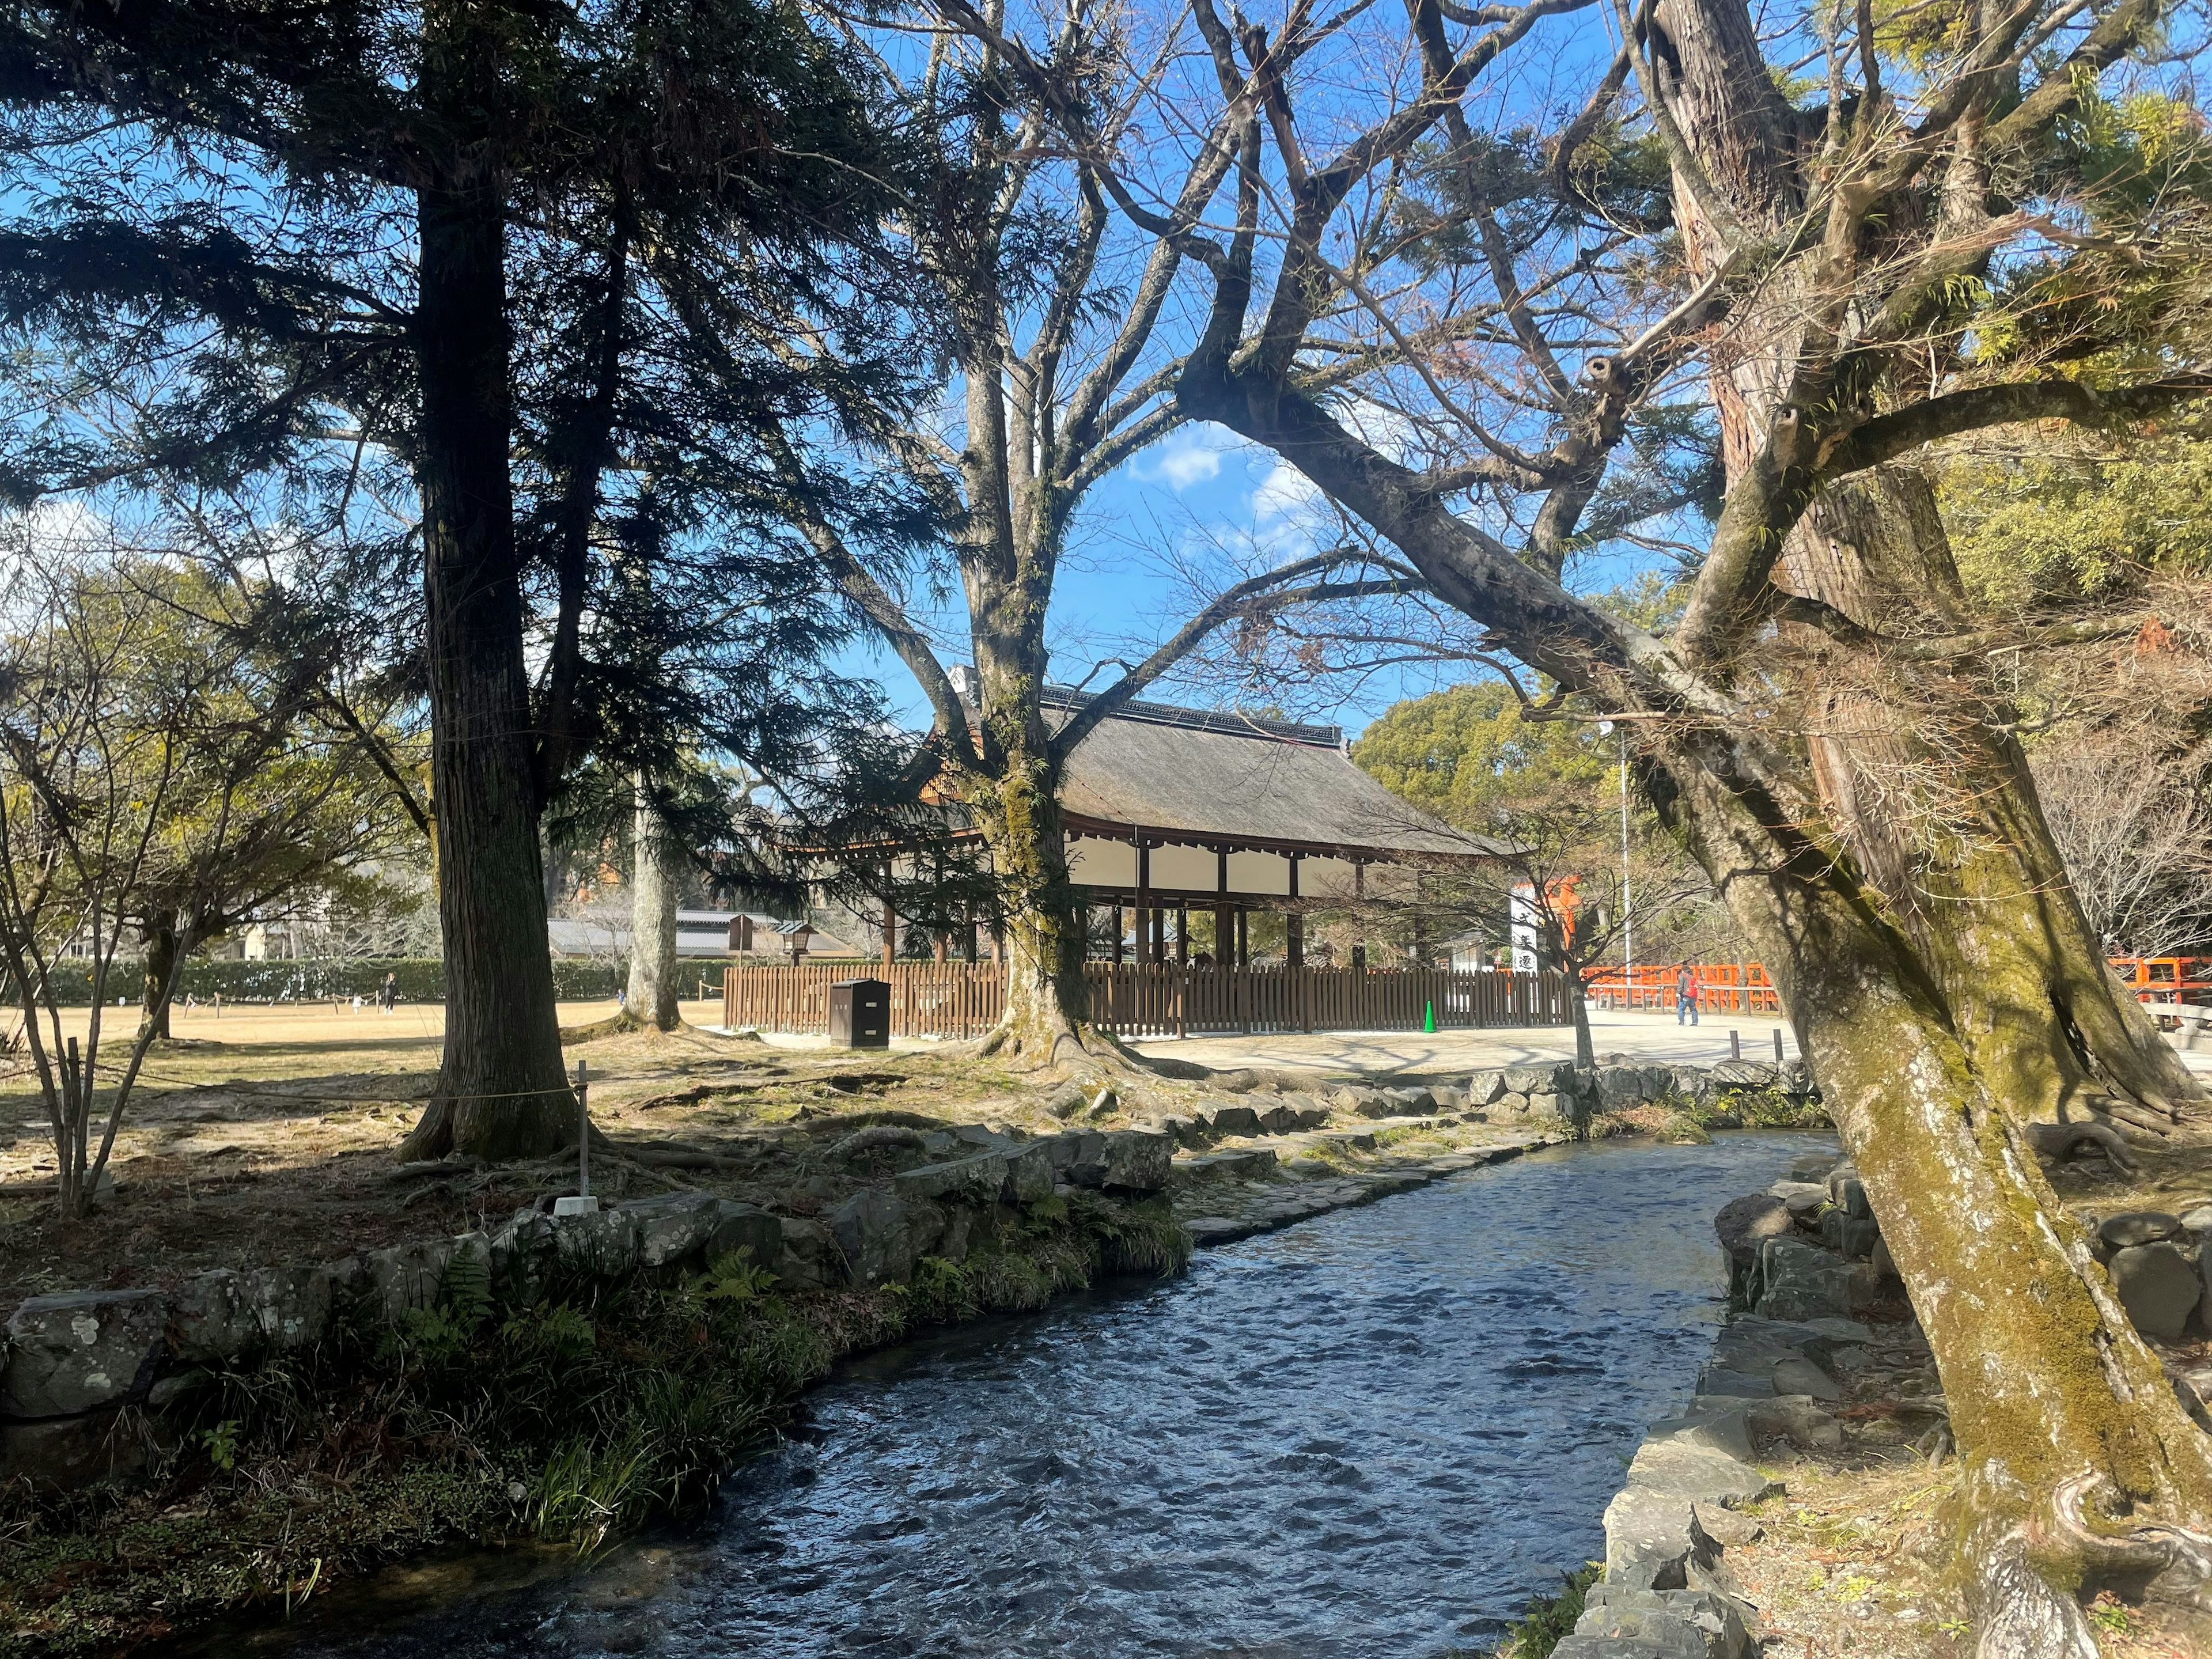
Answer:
[721, 961, 1006, 1041]
[721, 960, 1571, 1039]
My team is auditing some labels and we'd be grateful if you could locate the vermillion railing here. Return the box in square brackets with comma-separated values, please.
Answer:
[721, 961, 1571, 1039]
[1585, 955, 2212, 1015]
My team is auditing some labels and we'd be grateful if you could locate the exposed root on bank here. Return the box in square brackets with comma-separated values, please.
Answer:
[1974, 1529, 2103, 1659]
[2025, 1118, 2141, 1175]
[2039, 1472, 2212, 1612]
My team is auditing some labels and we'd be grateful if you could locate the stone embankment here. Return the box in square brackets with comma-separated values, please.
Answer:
[0, 1120, 1184, 1492]
[1, 1053, 1824, 1495]
[1552, 1146, 1953, 1658]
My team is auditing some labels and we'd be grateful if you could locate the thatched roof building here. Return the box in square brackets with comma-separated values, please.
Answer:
[1038, 687, 1497, 907]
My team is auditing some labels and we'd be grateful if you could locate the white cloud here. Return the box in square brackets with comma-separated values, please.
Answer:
[1134, 428, 1228, 491]
[1251, 459, 1321, 524]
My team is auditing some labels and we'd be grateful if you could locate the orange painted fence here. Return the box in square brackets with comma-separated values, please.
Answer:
[1584, 956, 2212, 1015]
[722, 961, 1572, 1039]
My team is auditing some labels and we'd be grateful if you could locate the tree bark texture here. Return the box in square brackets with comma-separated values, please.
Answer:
[1650, 742, 2212, 1653]
[399, 36, 574, 1160]
[963, 668, 1097, 1065]
[139, 920, 176, 1043]
[1653, 0, 2205, 1144]
[626, 774, 681, 1031]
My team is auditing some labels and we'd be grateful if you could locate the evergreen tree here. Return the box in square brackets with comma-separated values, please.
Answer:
[0, 0, 924, 1156]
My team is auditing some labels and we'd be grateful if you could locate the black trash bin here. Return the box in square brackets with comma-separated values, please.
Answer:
[828, 978, 889, 1048]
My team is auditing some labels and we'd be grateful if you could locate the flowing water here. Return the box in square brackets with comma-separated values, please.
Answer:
[270, 1132, 1822, 1659]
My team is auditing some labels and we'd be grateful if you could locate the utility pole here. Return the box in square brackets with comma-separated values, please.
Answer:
[1619, 726, 1633, 998]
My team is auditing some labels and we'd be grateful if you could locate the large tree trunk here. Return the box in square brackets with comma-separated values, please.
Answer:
[625, 774, 681, 1031]
[399, 27, 574, 1161]
[1651, 0, 2205, 1140]
[1650, 741, 2212, 1657]
[1176, 301, 2212, 1656]
[968, 738, 1097, 1066]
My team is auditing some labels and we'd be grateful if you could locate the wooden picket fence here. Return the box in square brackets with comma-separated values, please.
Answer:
[721, 960, 1571, 1039]
[721, 961, 1006, 1041]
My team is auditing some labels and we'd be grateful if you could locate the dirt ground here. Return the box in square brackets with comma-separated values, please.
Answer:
[0, 1002, 1113, 1306]
[1722, 1454, 2211, 1659]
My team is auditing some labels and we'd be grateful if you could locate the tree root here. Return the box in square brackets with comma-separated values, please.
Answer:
[2038, 1472, 2212, 1612]
[558, 1010, 688, 1042]
[2024, 1119, 2141, 1175]
[1974, 1529, 2101, 1659]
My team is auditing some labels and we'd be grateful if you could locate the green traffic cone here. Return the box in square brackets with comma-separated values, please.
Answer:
[1423, 998, 1435, 1033]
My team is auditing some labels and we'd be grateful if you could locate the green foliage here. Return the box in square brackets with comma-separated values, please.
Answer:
[20, 955, 649, 1006]
[1940, 435, 2212, 608]
[195, 1421, 242, 1474]
[1487, 1562, 1601, 1658]
[693, 1247, 779, 1304]
[1351, 681, 1612, 827]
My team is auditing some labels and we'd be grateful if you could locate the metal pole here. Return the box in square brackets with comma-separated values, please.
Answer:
[577, 1060, 590, 1199]
[1620, 729, 1633, 1006]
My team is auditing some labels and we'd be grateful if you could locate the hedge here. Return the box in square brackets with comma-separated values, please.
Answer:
[15, 957, 737, 1006]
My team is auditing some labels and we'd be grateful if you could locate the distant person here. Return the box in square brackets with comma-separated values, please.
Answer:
[380, 972, 397, 1014]
[212, 990, 222, 1020]
[1675, 963, 1699, 1027]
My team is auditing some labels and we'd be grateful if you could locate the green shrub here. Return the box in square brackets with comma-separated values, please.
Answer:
[13, 955, 736, 1006]
[1491, 1562, 1601, 1658]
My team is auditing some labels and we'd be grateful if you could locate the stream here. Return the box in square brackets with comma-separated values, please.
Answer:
[267, 1132, 1822, 1659]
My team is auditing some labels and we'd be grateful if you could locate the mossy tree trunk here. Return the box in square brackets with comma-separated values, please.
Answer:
[1165, 0, 2212, 1635]
[139, 919, 178, 1042]
[1650, 740, 2212, 1656]
[1656, 0, 2206, 1143]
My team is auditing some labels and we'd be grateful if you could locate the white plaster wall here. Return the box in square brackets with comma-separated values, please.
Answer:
[1226, 849, 1292, 896]
[1149, 843, 1218, 892]
[1065, 835, 1137, 887]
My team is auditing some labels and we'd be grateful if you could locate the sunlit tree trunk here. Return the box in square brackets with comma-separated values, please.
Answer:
[1650, 741, 2212, 1657]
[139, 918, 177, 1043]
[1653, 0, 2205, 1141]
[625, 774, 681, 1030]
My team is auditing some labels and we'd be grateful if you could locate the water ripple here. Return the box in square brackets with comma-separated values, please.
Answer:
[271, 1133, 1819, 1659]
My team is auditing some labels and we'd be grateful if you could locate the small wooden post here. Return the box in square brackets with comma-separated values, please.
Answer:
[1774, 1028, 1785, 1064]
[1729, 1029, 1741, 1060]
[577, 1060, 591, 1199]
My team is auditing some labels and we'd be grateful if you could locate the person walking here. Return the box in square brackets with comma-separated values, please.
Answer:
[1675, 962, 1699, 1027]
[380, 972, 397, 1014]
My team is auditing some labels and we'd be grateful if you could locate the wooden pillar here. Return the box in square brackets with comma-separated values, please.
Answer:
[963, 898, 978, 964]
[881, 893, 896, 968]
[1176, 906, 1188, 965]
[1135, 840, 1152, 966]
[1112, 904, 1124, 965]
[1236, 907, 1249, 970]
[1152, 905, 1165, 961]
[1215, 846, 1232, 969]
[1286, 855, 1303, 970]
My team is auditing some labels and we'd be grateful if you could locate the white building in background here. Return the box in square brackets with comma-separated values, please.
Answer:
[544, 906, 859, 961]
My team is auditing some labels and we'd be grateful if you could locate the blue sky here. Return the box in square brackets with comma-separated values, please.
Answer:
[840, 417, 1675, 743]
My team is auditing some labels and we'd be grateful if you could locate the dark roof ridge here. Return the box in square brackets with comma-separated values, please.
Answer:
[1040, 684, 1343, 748]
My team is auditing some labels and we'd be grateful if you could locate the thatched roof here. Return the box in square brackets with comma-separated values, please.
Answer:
[1043, 688, 1498, 863]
